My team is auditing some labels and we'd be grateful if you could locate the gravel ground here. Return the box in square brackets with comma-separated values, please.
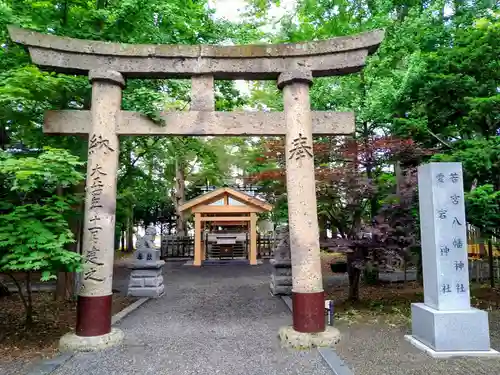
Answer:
[334, 315, 500, 375]
[0, 265, 136, 375]
[52, 262, 331, 375]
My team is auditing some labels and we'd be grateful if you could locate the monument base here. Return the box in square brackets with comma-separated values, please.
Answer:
[59, 328, 124, 352]
[127, 267, 165, 298]
[404, 335, 500, 358]
[270, 281, 292, 296]
[278, 326, 341, 349]
[409, 303, 495, 354]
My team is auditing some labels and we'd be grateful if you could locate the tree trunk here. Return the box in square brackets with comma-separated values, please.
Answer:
[348, 266, 361, 301]
[114, 227, 121, 250]
[25, 272, 33, 326]
[121, 225, 125, 251]
[55, 182, 82, 301]
[395, 161, 404, 197]
[0, 280, 10, 296]
[318, 216, 328, 242]
[417, 249, 423, 285]
[55, 272, 75, 301]
[363, 125, 377, 219]
[347, 254, 361, 301]
[6, 274, 30, 325]
[403, 256, 408, 285]
[126, 212, 134, 252]
[174, 158, 186, 236]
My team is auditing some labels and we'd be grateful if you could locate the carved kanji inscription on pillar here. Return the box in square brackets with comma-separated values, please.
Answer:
[289, 133, 313, 161]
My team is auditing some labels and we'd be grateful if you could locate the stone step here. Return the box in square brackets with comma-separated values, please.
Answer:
[272, 267, 292, 277]
[271, 274, 292, 286]
[270, 259, 291, 267]
[270, 281, 292, 296]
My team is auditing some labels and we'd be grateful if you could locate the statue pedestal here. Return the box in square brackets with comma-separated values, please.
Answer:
[127, 239, 165, 298]
[270, 226, 292, 296]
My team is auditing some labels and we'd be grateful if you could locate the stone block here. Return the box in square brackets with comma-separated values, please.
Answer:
[273, 267, 292, 277]
[135, 249, 161, 262]
[59, 328, 124, 352]
[129, 260, 165, 269]
[143, 275, 163, 287]
[410, 303, 491, 352]
[270, 282, 292, 296]
[270, 259, 291, 267]
[129, 268, 163, 277]
[128, 278, 144, 287]
[278, 326, 341, 349]
[127, 265, 164, 298]
[271, 274, 292, 286]
[127, 284, 164, 298]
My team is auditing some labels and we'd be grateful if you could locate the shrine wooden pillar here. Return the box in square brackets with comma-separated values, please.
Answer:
[249, 213, 258, 265]
[194, 213, 202, 266]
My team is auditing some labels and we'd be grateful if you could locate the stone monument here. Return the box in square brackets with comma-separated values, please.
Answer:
[127, 226, 165, 298]
[270, 225, 292, 296]
[405, 162, 498, 357]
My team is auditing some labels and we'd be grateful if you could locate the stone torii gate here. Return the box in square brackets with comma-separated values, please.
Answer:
[8, 26, 383, 351]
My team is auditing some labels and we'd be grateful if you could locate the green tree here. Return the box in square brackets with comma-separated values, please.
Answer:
[466, 185, 500, 238]
[0, 148, 84, 324]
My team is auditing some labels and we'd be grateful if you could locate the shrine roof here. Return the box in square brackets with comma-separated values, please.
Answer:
[179, 187, 272, 213]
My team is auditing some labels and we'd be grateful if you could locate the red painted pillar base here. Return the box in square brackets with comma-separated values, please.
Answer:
[76, 295, 112, 337]
[292, 291, 325, 333]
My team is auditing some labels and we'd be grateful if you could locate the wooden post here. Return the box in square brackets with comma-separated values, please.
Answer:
[488, 239, 495, 288]
[194, 213, 202, 266]
[201, 224, 206, 261]
[250, 213, 258, 265]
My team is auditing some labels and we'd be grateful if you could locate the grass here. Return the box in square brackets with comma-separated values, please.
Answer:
[0, 291, 136, 364]
[320, 252, 500, 326]
[325, 280, 500, 327]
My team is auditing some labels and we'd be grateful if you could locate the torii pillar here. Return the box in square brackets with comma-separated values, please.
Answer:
[59, 70, 125, 351]
[277, 70, 341, 347]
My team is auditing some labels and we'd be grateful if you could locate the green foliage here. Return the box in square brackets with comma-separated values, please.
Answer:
[122, 85, 167, 126]
[0, 147, 84, 191]
[0, 198, 81, 281]
[0, 0, 261, 240]
[1, 0, 498, 273]
[431, 138, 500, 190]
[0, 148, 84, 281]
[466, 185, 500, 237]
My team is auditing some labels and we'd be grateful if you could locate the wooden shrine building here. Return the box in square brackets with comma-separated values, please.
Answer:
[179, 187, 272, 266]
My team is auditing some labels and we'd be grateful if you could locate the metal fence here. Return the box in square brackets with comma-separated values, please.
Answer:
[467, 225, 500, 258]
[161, 236, 194, 258]
[160, 234, 276, 260]
[257, 235, 275, 259]
[468, 258, 500, 283]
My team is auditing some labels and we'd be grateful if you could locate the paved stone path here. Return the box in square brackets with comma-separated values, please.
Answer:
[334, 317, 500, 375]
[53, 262, 331, 375]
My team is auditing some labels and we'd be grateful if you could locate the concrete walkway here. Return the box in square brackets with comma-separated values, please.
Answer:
[53, 263, 331, 375]
[334, 319, 500, 375]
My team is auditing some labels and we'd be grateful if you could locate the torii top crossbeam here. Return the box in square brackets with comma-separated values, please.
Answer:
[8, 26, 384, 79]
